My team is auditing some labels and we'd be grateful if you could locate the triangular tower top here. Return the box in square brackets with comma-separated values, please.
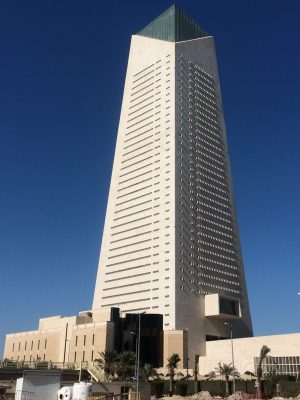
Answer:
[137, 4, 208, 42]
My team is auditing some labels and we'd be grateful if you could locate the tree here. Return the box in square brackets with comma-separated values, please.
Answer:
[140, 363, 158, 382]
[194, 355, 200, 393]
[215, 362, 238, 396]
[167, 353, 181, 396]
[265, 367, 280, 398]
[117, 351, 136, 380]
[257, 345, 271, 399]
[265, 367, 278, 382]
[95, 349, 118, 379]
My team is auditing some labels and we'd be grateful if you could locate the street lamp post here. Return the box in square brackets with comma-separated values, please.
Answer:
[136, 311, 146, 394]
[129, 331, 138, 382]
[63, 323, 69, 368]
[224, 322, 236, 394]
[186, 357, 190, 379]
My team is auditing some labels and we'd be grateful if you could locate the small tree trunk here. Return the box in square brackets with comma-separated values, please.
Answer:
[105, 367, 109, 381]
[194, 375, 198, 394]
[194, 355, 199, 394]
[169, 371, 174, 396]
[257, 377, 262, 399]
[225, 377, 229, 397]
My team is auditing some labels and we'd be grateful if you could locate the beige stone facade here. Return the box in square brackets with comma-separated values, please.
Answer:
[4, 327, 61, 364]
[4, 310, 114, 364]
[4, 308, 189, 368]
[4, 308, 300, 377]
[163, 330, 188, 369]
[69, 321, 114, 364]
[199, 332, 300, 376]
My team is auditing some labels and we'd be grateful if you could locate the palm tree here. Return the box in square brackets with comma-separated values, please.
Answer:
[167, 353, 181, 396]
[215, 362, 237, 396]
[140, 363, 158, 382]
[257, 345, 271, 399]
[95, 349, 118, 380]
[117, 351, 136, 380]
[194, 355, 200, 394]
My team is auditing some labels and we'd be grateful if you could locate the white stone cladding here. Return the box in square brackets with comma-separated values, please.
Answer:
[199, 333, 300, 376]
[93, 34, 253, 362]
[93, 35, 177, 329]
[173, 37, 253, 360]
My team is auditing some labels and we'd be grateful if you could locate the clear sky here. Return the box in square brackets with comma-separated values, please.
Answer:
[1, 0, 299, 355]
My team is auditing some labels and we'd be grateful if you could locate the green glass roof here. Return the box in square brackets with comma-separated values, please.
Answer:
[137, 4, 208, 42]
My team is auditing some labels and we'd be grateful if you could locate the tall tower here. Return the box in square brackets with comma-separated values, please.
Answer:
[93, 5, 252, 362]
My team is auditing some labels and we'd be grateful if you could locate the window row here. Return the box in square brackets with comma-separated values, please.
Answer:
[12, 339, 47, 352]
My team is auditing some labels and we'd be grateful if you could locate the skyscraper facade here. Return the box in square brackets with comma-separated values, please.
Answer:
[93, 5, 252, 362]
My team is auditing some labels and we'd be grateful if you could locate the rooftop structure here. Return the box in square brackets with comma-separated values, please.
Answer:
[137, 4, 208, 42]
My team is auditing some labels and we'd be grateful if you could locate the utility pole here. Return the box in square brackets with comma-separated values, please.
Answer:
[224, 322, 236, 394]
[194, 355, 199, 394]
[63, 323, 68, 368]
[186, 357, 190, 379]
[136, 312, 146, 394]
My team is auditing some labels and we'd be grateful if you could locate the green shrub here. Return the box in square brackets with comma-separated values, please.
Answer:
[262, 380, 274, 398]
[175, 381, 188, 396]
[151, 379, 270, 397]
[200, 380, 257, 396]
[278, 374, 296, 382]
[194, 381, 201, 393]
[151, 381, 164, 398]
[279, 381, 300, 398]
[186, 381, 200, 394]
[163, 380, 169, 395]
[235, 381, 245, 392]
[244, 381, 256, 395]
[200, 380, 226, 397]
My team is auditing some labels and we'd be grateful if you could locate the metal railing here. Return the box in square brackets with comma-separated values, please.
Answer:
[87, 362, 105, 382]
[0, 360, 82, 370]
[0, 360, 108, 376]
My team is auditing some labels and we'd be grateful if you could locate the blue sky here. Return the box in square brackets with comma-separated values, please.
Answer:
[0, 0, 299, 355]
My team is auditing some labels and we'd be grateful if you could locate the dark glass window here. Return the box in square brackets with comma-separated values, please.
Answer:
[220, 298, 238, 316]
